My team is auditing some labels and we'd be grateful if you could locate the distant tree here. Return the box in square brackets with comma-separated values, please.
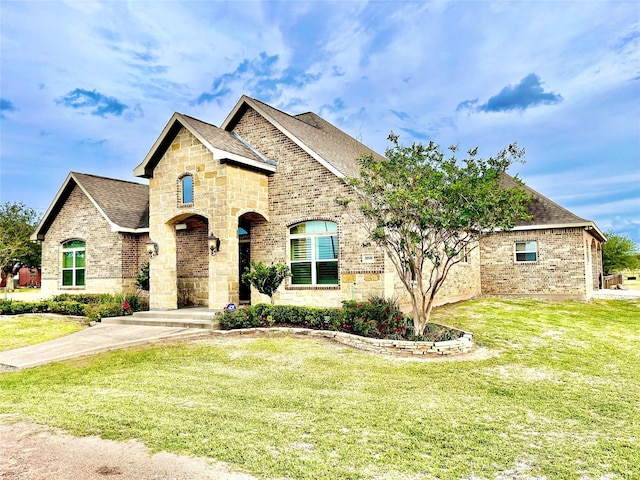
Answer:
[0, 202, 41, 293]
[242, 261, 291, 304]
[602, 231, 640, 274]
[339, 134, 533, 337]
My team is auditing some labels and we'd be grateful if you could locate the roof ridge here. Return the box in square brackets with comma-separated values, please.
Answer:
[72, 171, 147, 187]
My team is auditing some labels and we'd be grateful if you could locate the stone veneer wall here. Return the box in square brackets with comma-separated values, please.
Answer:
[40, 185, 125, 296]
[212, 326, 474, 356]
[147, 126, 269, 309]
[232, 107, 389, 308]
[480, 227, 596, 300]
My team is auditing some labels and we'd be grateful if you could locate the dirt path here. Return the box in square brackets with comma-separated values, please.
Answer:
[0, 417, 258, 480]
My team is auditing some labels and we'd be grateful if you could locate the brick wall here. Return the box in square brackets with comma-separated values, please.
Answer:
[232, 107, 388, 307]
[40, 185, 124, 295]
[480, 228, 596, 300]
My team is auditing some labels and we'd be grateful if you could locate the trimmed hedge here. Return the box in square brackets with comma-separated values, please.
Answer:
[0, 292, 147, 322]
[220, 297, 464, 341]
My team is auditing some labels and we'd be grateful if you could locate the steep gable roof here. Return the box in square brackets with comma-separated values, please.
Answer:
[501, 174, 606, 241]
[134, 112, 276, 179]
[221, 95, 384, 178]
[32, 172, 149, 240]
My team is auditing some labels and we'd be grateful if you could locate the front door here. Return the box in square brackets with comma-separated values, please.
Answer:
[239, 241, 251, 303]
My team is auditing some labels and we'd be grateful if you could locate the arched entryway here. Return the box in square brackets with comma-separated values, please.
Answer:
[238, 212, 268, 305]
[174, 214, 209, 307]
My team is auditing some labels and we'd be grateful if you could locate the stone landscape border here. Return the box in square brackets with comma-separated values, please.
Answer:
[211, 324, 474, 357]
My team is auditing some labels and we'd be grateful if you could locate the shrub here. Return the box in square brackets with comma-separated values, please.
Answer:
[219, 307, 260, 329]
[46, 301, 87, 316]
[85, 302, 126, 322]
[340, 296, 408, 338]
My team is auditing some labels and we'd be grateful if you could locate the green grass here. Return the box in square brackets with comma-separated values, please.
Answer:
[0, 316, 85, 352]
[1, 298, 639, 479]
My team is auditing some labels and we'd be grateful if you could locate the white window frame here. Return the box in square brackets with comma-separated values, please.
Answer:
[515, 241, 537, 263]
[288, 221, 339, 286]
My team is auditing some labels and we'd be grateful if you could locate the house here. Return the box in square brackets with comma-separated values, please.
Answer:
[32, 172, 149, 294]
[32, 95, 605, 310]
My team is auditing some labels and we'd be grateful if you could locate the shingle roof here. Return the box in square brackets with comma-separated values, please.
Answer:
[133, 112, 275, 178]
[178, 114, 271, 165]
[32, 172, 149, 240]
[222, 96, 385, 178]
[500, 174, 604, 240]
[73, 173, 149, 229]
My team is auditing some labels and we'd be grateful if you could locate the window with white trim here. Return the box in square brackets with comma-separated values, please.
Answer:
[456, 246, 469, 264]
[62, 240, 86, 286]
[515, 241, 537, 263]
[289, 221, 339, 285]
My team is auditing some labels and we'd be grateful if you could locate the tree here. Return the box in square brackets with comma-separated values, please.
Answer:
[0, 202, 41, 293]
[241, 261, 291, 304]
[602, 231, 640, 274]
[339, 134, 533, 336]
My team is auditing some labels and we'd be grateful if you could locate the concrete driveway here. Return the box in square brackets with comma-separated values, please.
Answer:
[0, 323, 208, 370]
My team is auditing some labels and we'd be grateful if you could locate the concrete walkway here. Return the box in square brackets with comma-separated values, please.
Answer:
[591, 288, 640, 300]
[0, 323, 209, 370]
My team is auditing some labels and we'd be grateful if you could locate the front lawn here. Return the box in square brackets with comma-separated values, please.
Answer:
[0, 315, 85, 352]
[0, 298, 638, 479]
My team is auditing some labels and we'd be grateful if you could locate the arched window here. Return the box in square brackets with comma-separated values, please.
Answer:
[289, 221, 338, 285]
[180, 174, 193, 204]
[62, 240, 85, 287]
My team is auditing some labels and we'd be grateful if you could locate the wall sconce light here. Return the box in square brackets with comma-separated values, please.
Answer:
[208, 233, 220, 256]
[145, 239, 159, 258]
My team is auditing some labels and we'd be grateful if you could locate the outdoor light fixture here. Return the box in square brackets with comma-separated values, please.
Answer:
[145, 239, 159, 258]
[208, 233, 220, 256]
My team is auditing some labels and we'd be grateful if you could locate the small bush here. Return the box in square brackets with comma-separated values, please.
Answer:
[46, 301, 87, 316]
[85, 302, 126, 322]
[219, 308, 260, 329]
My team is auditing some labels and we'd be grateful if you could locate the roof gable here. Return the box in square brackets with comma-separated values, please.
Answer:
[221, 95, 384, 178]
[133, 112, 276, 179]
[32, 172, 149, 240]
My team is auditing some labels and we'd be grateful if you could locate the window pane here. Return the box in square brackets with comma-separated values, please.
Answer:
[182, 176, 193, 204]
[75, 269, 85, 286]
[62, 252, 74, 268]
[62, 270, 73, 286]
[516, 241, 536, 252]
[291, 262, 312, 284]
[516, 252, 537, 262]
[75, 250, 85, 268]
[64, 240, 85, 249]
[290, 221, 337, 235]
[316, 261, 338, 284]
[291, 238, 311, 260]
[316, 235, 338, 260]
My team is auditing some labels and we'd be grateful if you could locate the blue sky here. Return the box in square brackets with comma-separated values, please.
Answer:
[1, 1, 638, 244]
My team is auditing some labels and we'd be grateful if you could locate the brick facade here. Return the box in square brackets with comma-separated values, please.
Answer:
[480, 228, 602, 300]
[40, 185, 147, 296]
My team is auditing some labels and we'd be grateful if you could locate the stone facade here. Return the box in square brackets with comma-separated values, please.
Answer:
[147, 126, 269, 310]
[40, 185, 147, 296]
[480, 228, 602, 300]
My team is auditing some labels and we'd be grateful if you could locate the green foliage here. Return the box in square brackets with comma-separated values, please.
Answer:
[340, 296, 408, 338]
[341, 134, 533, 335]
[218, 297, 455, 341]
[0, 292, 146, 320]
[602, 230, 640, 274]
[2, 299, 637, 479]
[0, 202, 41, 289]
[241, 261, 291, 304]
[135, 262, 150, 291]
